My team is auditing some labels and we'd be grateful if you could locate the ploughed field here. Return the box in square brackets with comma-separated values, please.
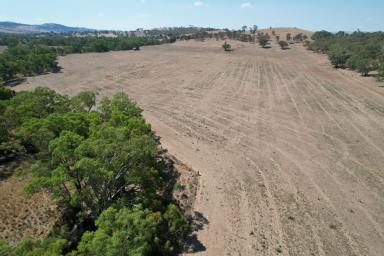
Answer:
[16, 36, 384, 256]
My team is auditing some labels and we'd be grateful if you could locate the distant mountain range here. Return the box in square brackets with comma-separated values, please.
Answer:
[0, 21, 96, 34]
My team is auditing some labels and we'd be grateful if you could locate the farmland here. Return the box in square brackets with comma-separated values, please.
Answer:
[11, 30, 384, 255]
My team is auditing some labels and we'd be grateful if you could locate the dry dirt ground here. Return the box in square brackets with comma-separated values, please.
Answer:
[0, 161, 58, 244]
[15, 33, 384, 255]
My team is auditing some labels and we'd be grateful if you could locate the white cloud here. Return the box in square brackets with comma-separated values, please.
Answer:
[240, 2, 253, 9]
[193, 1, 205, 7]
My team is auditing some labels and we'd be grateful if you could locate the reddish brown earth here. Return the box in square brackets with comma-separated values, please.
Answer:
[15, 32, 384, 255]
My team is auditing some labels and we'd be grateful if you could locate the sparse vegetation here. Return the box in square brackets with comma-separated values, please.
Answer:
[173, 182, 185, 191]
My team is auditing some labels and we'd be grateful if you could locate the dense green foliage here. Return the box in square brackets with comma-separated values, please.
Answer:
[307, 30, 384, 78]
[0, 45, 59, 82]
[75, 204, 190, 256]
[0, 237, 69, 256]
[0, 87, 191, 255]
[379, 64, 384, 81]
[328, 47, 351, 68]
[0, 34, 160, 53]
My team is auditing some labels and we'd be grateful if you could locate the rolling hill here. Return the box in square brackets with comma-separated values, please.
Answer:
[0, 21, 96, 34]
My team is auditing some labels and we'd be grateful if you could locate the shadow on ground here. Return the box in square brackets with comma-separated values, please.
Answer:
[184, 211, 209, 253]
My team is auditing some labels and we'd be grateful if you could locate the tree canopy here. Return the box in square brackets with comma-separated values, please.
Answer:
[0, 87, 191, 255]
[222, 41, 231, 51]
[307, 30, 384, 78]
[278, 41, 289, 50]
[258, 36, 269, 48]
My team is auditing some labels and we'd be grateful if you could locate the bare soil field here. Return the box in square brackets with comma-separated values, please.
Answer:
[15, 32, 384, 255]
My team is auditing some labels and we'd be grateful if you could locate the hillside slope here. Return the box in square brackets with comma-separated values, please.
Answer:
[0, 21, 95, 34]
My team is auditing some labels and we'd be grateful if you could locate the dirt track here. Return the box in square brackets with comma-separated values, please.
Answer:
[16, 38, 384, 256]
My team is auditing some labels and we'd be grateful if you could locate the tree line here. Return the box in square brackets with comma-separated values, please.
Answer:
[0, 45, 59, 82]
[0, 34, 161, 52]
[306, 30, 384, 79]
[0, 86, 191, 255]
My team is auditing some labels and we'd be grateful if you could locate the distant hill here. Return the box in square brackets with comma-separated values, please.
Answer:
[0, 21, 96, 34]
[258, 27, 313, 38]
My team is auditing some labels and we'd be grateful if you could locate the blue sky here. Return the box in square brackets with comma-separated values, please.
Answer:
[0, 0, 383, 31]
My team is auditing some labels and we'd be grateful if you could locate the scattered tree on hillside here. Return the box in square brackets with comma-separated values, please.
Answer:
[251, 25, 258, 34]
[279, 41, 289, 50]
[242, 26, 248, 32]
[258, 36, 269, 48]
[222, 41, 232, 51]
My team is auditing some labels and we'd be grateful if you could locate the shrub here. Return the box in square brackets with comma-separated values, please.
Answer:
[355, 58, 378, 76]
[0, 86, 14, 100]
[346, 54, 361, 70]
[258, 36, 269, 48]
[278, 41, 289, 50]
[222, 41, 231, 51]
[328, 47, 351, 68]
[378, 64, 384, 81]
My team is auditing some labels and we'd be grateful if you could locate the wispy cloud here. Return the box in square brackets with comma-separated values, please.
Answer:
[193, 1, 205, 8]
[240, 2, 253, 9]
